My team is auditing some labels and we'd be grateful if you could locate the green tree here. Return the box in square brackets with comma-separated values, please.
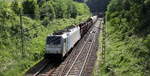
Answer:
[40, 1, 56, 20]
[102, 0, 150, 75]
[67, 1, 78, 18]
[22, 0, 39, 19]
[52, 0, 68, 18]
[11, 0, 20, 15]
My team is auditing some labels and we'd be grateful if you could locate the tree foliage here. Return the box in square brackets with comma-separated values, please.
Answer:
[40, 1, 56, 20]
[101, 0, 150, 76]
[106, 0, 150, 36]
[0, 0, 91, 75]
[86, 0, 110, 13]
[22, 0, 39, 19]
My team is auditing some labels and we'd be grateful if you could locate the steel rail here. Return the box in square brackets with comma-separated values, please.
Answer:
[65, 29, 95, 76]
[52, 26, 94, 76]
[79, 28, 97, 76]
[33, 59, 49, 76]
[57, 36, 86, 76]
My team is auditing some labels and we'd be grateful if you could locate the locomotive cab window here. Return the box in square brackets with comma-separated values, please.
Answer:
[46, 36, 61, 45]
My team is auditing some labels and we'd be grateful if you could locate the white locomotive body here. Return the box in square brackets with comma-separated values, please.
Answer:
[45, 26, 81, 57]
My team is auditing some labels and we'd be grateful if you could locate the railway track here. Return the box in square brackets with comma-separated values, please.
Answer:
[51, 19, 101, 76]
[25, 58, 60, 76]
[80, 20, 101, 76]
[25, 19, 101, 76]
[64, 31, 96, 76]
[25, 24, 93, 76]
[50, 22, 95, 76]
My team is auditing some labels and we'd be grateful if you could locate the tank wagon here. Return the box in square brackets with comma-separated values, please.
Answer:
[45, 16, 98, 59]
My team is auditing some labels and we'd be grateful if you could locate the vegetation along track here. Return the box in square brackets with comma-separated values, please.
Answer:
[25, 19, 101, 76]
[51, 18, 101, 76]
[25, 58, 59, 76]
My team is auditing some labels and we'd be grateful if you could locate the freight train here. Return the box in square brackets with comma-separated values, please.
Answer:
[44, 16, 98, 59]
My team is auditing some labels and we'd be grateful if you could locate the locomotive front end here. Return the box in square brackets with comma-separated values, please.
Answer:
[45, 35, 63, 55]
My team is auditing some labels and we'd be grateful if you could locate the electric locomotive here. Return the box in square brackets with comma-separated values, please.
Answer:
[44, 16, 97, 59]
[45, 26, 81, 58]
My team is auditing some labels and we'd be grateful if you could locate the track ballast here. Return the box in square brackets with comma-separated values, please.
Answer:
[25, 18, 102, 76]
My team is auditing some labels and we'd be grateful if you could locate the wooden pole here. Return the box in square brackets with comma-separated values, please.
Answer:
[20, 8, 24, 57]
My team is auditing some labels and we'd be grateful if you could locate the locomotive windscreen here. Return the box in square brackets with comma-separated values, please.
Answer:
[46, 36, 61, 45]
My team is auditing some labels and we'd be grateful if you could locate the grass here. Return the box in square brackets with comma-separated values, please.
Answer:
[93, 19, 105, 76]
[94, 21, 150, 76]
[0, 15, 90, 76]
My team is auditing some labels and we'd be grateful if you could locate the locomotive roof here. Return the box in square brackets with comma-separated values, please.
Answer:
[53, 25, 77, 35]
